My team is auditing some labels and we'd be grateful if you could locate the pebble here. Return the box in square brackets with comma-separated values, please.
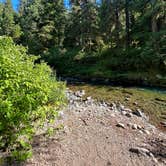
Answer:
[116, 123, 125, 129]
[119, 104, 125, 111]
[129, 147, 150, 156]
[133, 109, 143, 117]
[111, 102, 116, 107]
[58, 111, 64, 119]
[110, 113, 116, 118]
[125, 112, 132, 118]
[127, 123, 132, 127]
[143, 130, 150, 135]
[74, 90, 85, 97]
[160, 121, 166, 127]
[138, 130, 143, 134]
[137, 125, 142, 130]
[121, 111, 127, 116]
[86, 96, 92, 100]
[124, 108, 132, 113]
[132, 124, 138, 130]
[125, 97, 130, 101]
[133, 102, 138, 106]
[64, 126, 70, 134]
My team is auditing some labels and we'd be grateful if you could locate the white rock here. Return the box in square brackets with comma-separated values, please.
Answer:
[143, 130, 150, 135]
[138, 130, 143, 134]
[86, 96, 92, 100]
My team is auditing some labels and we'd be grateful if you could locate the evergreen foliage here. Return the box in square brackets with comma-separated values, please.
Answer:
[0, 0, 21, 40]
[18, 0, 66, 54]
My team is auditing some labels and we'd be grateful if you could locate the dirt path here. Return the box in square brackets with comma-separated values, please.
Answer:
[6, 89, 166, 166]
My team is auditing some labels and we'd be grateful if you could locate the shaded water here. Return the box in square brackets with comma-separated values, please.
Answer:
[59, 77, 166, 94]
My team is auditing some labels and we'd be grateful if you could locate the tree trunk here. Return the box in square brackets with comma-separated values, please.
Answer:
[151, 0, 159, 53]
[152, 14, 159, 52]
[125, 0, 130, 48]
[115, 0, 120, 48]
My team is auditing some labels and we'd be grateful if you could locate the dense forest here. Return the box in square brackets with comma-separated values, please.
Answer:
[0, 0, 165, 87]
[0, 0, 166, 162]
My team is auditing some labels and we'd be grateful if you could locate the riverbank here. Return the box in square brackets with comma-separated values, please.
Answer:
[68, 83, 166, 131]
[5, 88, 165, 166]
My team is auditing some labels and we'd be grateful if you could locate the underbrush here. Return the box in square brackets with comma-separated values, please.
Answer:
[0, 37, 66, 162]
[42, 46, 166, 87]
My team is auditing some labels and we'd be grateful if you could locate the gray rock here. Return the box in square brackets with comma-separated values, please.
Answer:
[116, 123, 125, 129]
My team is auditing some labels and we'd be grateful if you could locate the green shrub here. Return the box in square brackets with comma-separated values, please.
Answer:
[0, 37, 66, 161]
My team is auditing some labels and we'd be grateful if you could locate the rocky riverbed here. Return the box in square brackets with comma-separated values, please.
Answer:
[3, 88, 166, 166]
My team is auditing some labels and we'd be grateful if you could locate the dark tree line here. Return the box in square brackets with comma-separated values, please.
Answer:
[0, 0, 165, 70]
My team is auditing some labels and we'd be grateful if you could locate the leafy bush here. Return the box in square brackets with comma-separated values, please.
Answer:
[0, 37, 66, 161]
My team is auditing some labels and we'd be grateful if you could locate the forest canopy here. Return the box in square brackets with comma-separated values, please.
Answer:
[0, 0, 165, 85]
